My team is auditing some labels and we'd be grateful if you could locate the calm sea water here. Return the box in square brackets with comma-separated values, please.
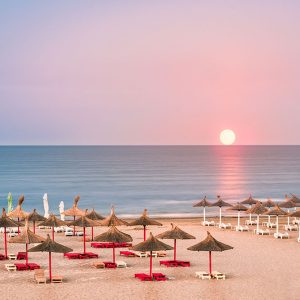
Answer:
[0, 146, 299, 217]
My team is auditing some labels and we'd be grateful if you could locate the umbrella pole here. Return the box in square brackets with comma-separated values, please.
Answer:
[49, 252, 52, 282]
[83, 227, 86, 254]
[91, 226, 94, 241]
[52, 226, 55, 241]
[26, 243, 28, 265]
[250, 212, 252, 222]
[73, 216, 75, 236]
[174, 239, 177, 261]
[113, 245, 115, 264]
[287, 209, 290, 226]
[4, 227, 7, 258]
[203, 207, 206, 222]
[238, 211, 240, 228]
[257, 215, 259, 233]
[219, 207, 222, 225]
[276, 216, 279, 235]
[150, 251, 153, 278]
[268, 215, 270, 223]
[18, 217, 20, 234]
[33, 221, 36, 234]
[143, 225, 146, 241]
[209, 251, 212, 275]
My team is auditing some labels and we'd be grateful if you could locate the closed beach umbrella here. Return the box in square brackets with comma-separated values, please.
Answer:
[246, 202, 267, 232]
[193, 196, 212, 223]
[69, 212, 101, 254]
[156, 223, 195, 261]
[59, 201, 65, 221]
[94, 226, 133, 263]
[129, 209, 162, 241]
[241, 195, 259, 223]
[209, 196, 232, 225]
[279, 199, 296, 226]
[132, 232, 173, 277]
[7, 195, 29, 234]
[43, 193, 49, 219]
[7, 193, 13, 213]
[38, 214, 67, 240]
[227, 203, 248, 228]
[62, 195, 86, 235]
[9, 219, 45, 265]
[187, 231, 233, 275]
[289, 210, 300, 241]
[0, 208, 20, 258]
[28, 209, 46, 234]
[265, 206, 288, 235]
[86, 208, 105, 240]
[100, 206, 129, 227]
[262, 199, 276, 223]
[28, 234, 72, 282]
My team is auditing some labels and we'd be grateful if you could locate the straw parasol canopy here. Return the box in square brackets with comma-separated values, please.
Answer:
[209, 196, 232, 225]
[0, 208, 20, 258]
[241, 195, 259, 205]
[85, 208, 105, 241]
[38, 214, 67, 240]
[94, 226, 133, 263]
[132, 232, 173, 277]
[100, 206, 129, 227]
[188, 231, 233, 275]
[227, 203, 248, 228]
[156, 223, 195, 261]
[28, 209, 46, 233]
[69, 211, 102, 253]
[290, 194, 300, 205]
[279, 199, 296, 209]
[62, 195, 86, 217]
[246, 202, 267, 232]
[9, 219, 45, 265]
[129, 209, 162, 241]
[193, 196, 212, 223]
[29, 234, 72, 282]
[265, 206, 288, 235]
[261, 199, 276, 222]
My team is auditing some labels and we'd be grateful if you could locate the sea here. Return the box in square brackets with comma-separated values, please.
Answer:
[0, 146, 299, 217]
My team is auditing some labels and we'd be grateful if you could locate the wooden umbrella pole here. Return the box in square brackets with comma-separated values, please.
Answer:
[49, 252, 52, 282]
[33, 221, 36, 234]
[256, 215, 259, 232]
[4, 227, 7, 258]
[219, 207, 222, 225]
[52, 226, 55, 241]
[203, 207, 206, 222]
[18, 217, 20, 234]
[143, 225, 146, 241]
[150, 251, 153, 277]
[209, 251, 212, 275]
[91, 226, 94, 241]
[26, 243, 28, 265]
[83, 227, 86, 254]
[174, 239, 177, 261]
[276, 216, 279, 235]
[238, 211, 240, 228]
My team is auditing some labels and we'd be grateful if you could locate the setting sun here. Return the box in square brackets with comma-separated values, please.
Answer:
[220, 129, 236, 145]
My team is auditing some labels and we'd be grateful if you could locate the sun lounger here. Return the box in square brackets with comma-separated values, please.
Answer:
[202, 220, 215, 226]
[51, 275, 63, 283]
[0, 254, 6, 260]
[284, 224, 298, 231]
[27, 263, 40, 270]
[219, 223, 232, 229]
[92, 261, 105, 268]
[103, 262, 117, 268]
[266, 222, 277, 228]
[155, 251, 167, 257]
[153, 273, 167, 281]
[38, 226, 52, 229]
[54, 227, 64, 233]
[5, 264, 17, 271]
[84, 252, 99, 259]
[132, 251, 147, 258]
[15, 263, 28, 271]
[147, 252, 157, 257]
[292, 219, 300, 225]
[274, 232, 289, 239]
[64, 252, 81, 259]
[195, 271, 211, 280]
[10, 227, 19, 233]
[255, 229, 270, 235]
[17, 252, 27, 260]
[120, 251, 136, 257]
[135, 273, 153, 281]
[212, 271, 226, 280]
[34, 269, 46, 284]
[8, 232, 17, 238]
[116, 261, 127, 268]
[8, 254, 17, 260]
[245, 220, 257, 225]
[235, 225, 249, 232]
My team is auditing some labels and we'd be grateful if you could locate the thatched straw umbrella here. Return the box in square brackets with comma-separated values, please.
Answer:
[188, 231, 233, 275]
[279, 199, 296, 226]
[132, 232, 173, 277]
[241, 195, 259, 223]
[209, 196, 232, 225]
[289, 210, 300, 240]
[129, 209, 162, 241]
[0, 208, 20, 258]
[246, 202, 267, 232]
[62, 195, 85, 235]
[38, 214, 67, 241]
[94, 226, 133, 264]
[100, 206, 129, 227]
[290, 194, 300, 205]
[9, 219, 45, 265]
[29, 234, 72, 282]
[265, 206, 288, 235]
[262, 199, 276, 223]
[193, 196, 212, 223]
[86, 209, 105, 241]
[227, 203, 248, 228]
[7, 195, 29, 234]
[28, 209, 46, 234]
[156, 223, 195, 261]
[69, 211, 101, 254]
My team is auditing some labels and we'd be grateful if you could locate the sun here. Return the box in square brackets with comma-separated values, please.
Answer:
[220, 129, 236, 145]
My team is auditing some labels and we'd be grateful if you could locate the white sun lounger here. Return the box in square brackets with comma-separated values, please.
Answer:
[284, 224, 298, 231]
[274, 232, 289, 239]
[202, 220, 215, 226]
[219, 223, 232, 229]
[54, 226, 64, 233]
[132, 251, 147, 258]
[211, 271, 226, 280]
[292, 219, 300, 225]
[195, 271, 211, 280]
[235, 225, 249, 232]
[245, 220, 257, 225]
[266, 222, 277, 228]
[116, 261, 127, 268]
[5, 264, 17, 272]
[255, 229, 270, 235]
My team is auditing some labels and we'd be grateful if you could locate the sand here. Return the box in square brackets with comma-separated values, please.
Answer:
[0, 217, 299, 300]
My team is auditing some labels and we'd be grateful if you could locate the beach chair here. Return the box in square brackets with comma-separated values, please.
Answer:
[8, 254, 17, 260]
[15, 263, 28, 271]
[76, 231, 84, 236]
[85, 252, 99, 259]
[274, 232, 289, 239]
[92, 261, 105, 269]
[212, 271, 225, 280]
[195, 271, 211, 280]
[116, 261, 127, 268]
[27, 263, 40, 270]
[51, 276, 63, 283]
[120, 251, 136, 257]
[284, 224, 298, 231]
[8, 232, 17, 238]
[34, 269, 46, 284]
[219, 223, 232, 229]
[155, 251, 167, 257]
[236, 225, 249, 232]
[153, 273, 167, 281]
[0, 254, 6, 260]
[134, 273, 152, 281]
[132, 251, 147, 258]
[65, 230, 74, 237]
[266, 222, 277, 228]
[5, 264, 17, 272]
[292, 219, 300, 225]
[148, 252, 158, 257]
[103, 262, 117, 268]
[17, 252, 27, 260]
[54, 226, 64, 233]
[202, 220, 215, 226]
[245, 220, 257, 225]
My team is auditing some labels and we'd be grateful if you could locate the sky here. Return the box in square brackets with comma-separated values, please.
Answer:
[0, 1, 300, 145]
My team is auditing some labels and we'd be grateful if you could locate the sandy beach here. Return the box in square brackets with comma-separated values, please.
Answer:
[0, 217, 299, 300]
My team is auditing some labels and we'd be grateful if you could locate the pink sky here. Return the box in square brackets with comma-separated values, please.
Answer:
[0, 1, 300, 145]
